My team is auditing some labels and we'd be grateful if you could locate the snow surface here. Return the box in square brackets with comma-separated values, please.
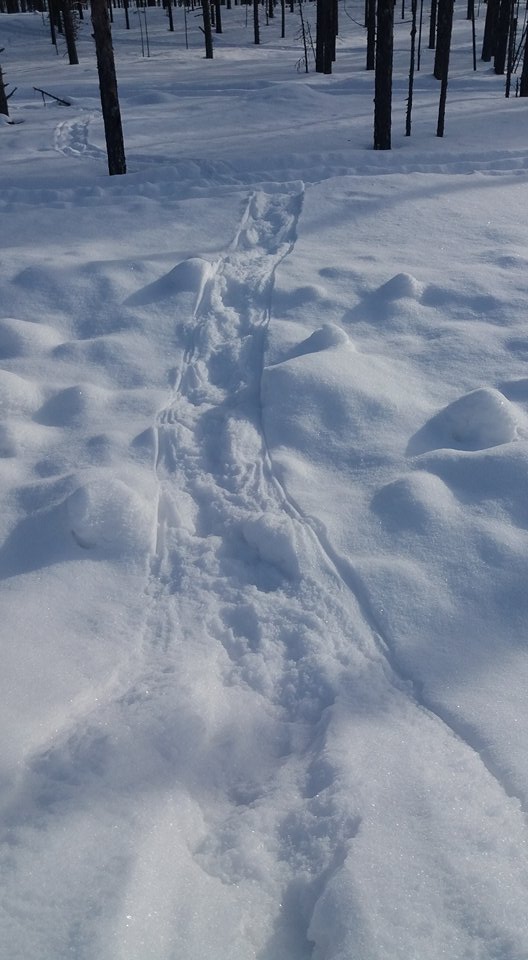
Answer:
[2, 5, 528, 959]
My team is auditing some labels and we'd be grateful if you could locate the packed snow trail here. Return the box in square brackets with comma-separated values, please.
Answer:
[119, 184, 528, 959]
[2, 184, 528, 960]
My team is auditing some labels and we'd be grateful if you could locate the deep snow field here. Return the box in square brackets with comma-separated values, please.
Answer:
[2, 5, 528, 958]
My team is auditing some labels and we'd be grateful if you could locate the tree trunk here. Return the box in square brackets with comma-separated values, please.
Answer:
[374, 0, 393, 149]
[201, 0, 214, 55]
[61, 0, 79, 63]
[434, 0, 453, 79]
[366, 0, 375, 69]
[428, 0, 437, 48]
[0, 62, 9, 117]
[90, 0, 127, 175]
[406, 0, 417, 134]
[48, 0, 58, 45]
[316, 0, 324, 70]
[253, 0, 260, 44]
[505, 10, 516, 94]
[481, 0, 498, 60]
[520, 27, 528, 94]
[436, 0, 454, 135]
[493, 0, 513, 73]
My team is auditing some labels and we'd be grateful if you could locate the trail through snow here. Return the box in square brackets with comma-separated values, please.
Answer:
[4, 7, 528, 959]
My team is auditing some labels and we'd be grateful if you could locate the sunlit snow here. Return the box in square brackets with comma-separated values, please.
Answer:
[2, 5, 528, 959]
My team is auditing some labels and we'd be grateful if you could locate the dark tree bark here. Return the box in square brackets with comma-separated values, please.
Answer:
[366, 0, 375, 69]
[253, 0, 260, 44]
[434, 0, 453, 79]
[90, 0, 127, 175]
[61, 0, 79, 63]
[406, 0, 417, 134]
[505, 10, 517, 94]
[494, 0, 514, 73]
[48, 0, 58, 45]
[428, 0, 437, 48]
[436, 0, 454, 136]
[215, 0, 222, 31]
[166, 0, 174, 30]
[374, 0, 393, 149]
[417, 0, 424, 68]
[521, 27, 528, 94]
[0, 62, 9, 117]
[316, 0, 324, 70]
[481, 0, 498, 60]
[316, 0, 336, 73]
[201, 0, 214, 55]
[281, 0, 285, 37]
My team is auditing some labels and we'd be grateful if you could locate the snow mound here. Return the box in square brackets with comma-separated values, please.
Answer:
[66, 478, 155, 555]
[0, 317, 63, 358]
[34, 384, 106, 428]
[0, 423, 17, 457]
[0, 369, 42, 416]
[126, 257, 214, 307]
[408, 387, 520, 455]
[378, 272, 424, 300]
[372, 471, 459, 532]
[285, 323, 351, 361]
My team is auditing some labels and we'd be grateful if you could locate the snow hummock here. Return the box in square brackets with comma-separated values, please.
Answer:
[2, 5, 528, 960]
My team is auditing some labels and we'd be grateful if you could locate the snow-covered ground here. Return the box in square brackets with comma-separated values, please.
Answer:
[2, 5, 528, 958]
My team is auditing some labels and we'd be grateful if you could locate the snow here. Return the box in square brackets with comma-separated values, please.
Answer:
[2, 4, 528, 958]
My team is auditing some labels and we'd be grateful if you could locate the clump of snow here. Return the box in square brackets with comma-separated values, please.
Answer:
[241, 513, 300, 581]
[0, 317, 63, 358]
[126, 256, 214, 307]
[377, 272, 424, 301]
[0, 369, 42, 416]
[66, 477, 155, 555]
[408, 387, 520, 454]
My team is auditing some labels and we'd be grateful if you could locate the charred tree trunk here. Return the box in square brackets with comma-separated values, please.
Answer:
[61, 0, 79, 63]
[0, 62, 9, 117]
[253, 0, 260, 43]
[374, 0, 393, 149]
[482, 0, 499, 59]
[316, 0, 336, 73]
[201, 0, 214, 54]
[520, 26, 528, 94]
[48, 0, 58, 45]
[167, 0, 174, 30]
[215, 0, 222, 30]
[366, 0, 376, 68]
[494, 0, 513, 73]
[434, 0, 453, 78]
[436, 0, 454, 135]
[505, 7, 517, 93]
[406, 0, 417, 134]
[316, 0, 324, 70]
[90, 0, 127, 175]
[428, 0, 437, 47]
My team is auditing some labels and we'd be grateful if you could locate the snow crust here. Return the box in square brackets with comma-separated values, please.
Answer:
[2, 6, 528, 960]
